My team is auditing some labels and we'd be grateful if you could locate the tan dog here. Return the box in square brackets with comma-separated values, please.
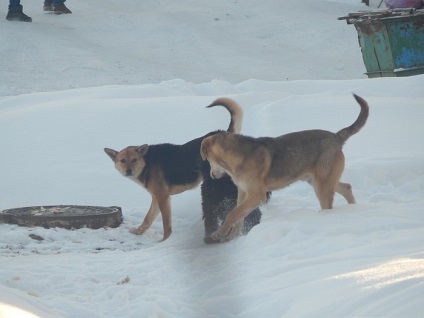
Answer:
[104, 98, 242, 241]
[200, 94, 369, 242]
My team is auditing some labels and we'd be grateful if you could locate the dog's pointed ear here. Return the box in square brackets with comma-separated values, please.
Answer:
[104, 148, 118, 161]
[137, 144, 149, 156]
[200, 139, 209, 161]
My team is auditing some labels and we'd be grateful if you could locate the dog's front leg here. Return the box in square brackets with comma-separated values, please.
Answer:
[223, 219, 244, 242]
[130, 195, 160, 235]
[211, 193, 262, 242]
[223, 188, 247, 241]
[157, 195, 172, 241]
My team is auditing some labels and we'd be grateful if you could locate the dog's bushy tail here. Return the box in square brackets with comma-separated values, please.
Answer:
[207, 97, 243, 133]
[337, 94, 369, 145]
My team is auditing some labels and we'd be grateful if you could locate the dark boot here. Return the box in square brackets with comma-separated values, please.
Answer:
[6, 5, 32, 22]
[43, 1, 53, 12]
[53, 3, 72, 14]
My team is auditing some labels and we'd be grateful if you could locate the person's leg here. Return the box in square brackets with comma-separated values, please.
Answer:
[6, 0, 32, 22]
[43, 0, 53, 12]
[52, 0, 72, 14]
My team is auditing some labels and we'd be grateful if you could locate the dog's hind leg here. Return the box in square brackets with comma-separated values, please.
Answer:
[130, 195, 160, 235]
[157, 195, 172, 241]
[336, 182, 356, 204]
[313, 151, 345, 209]
[313, 179, 336, 209]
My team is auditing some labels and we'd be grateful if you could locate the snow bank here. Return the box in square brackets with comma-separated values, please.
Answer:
[1, 76, 423, 317]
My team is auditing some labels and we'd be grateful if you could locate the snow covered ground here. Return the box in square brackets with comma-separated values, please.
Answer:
[1, 0, 423, 317]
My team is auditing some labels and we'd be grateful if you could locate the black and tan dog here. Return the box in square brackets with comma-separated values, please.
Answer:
[105, 98, 258, 242]
[200, 94, 369, 242]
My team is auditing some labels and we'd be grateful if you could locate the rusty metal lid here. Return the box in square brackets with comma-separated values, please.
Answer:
[0, 205, 123, 230]
[338, 8, 424, 24]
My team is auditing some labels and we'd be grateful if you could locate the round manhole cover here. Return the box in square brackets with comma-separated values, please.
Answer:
[0, 205, 122, 230]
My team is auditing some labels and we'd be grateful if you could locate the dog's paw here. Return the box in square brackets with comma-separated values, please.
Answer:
[203, 236, 222, 244]
[210, 223, 242, 243]
[159, 229, 172, 242]
[224, 224, 243, 242]
[129, 227, 145, 235]
[210, 228, 226, 242]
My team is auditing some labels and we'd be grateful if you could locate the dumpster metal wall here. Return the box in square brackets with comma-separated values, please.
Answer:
[339, 10, 424, 78]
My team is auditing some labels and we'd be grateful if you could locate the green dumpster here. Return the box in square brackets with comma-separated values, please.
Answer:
[339, 9, 424, 78]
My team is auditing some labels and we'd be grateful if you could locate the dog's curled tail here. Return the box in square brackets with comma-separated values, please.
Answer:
[207, 97, 243, 133]
[337, 94, 369, 144]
